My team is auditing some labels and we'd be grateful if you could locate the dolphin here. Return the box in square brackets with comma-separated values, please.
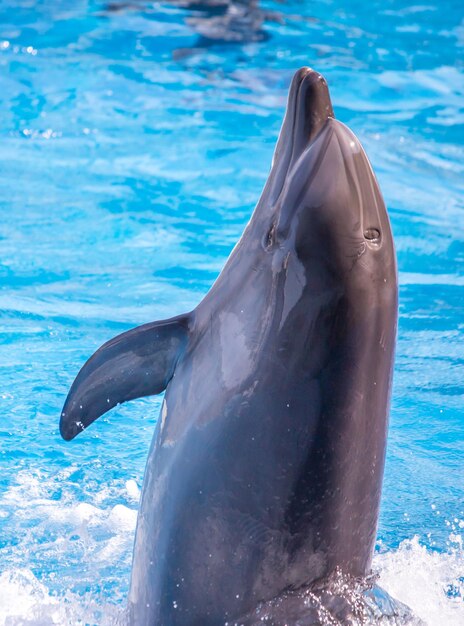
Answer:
[60, 68, 412, 624]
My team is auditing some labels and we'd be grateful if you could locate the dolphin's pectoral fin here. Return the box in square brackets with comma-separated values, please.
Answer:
[59, 314, 191, 441]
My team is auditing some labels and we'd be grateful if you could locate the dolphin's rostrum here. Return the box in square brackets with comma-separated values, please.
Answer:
[60, 68, 416, 624]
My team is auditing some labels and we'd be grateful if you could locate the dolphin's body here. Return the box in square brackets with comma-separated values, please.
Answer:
[61, 69, 411, 624]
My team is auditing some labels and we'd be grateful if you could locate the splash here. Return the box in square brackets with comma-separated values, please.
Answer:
[0, 569, 123, 626]
[374, 535, 463, 626]
[0, 469, 136, 626]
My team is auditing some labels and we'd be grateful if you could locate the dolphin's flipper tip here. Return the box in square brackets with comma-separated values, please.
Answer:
[59, 412, 85, 441]
[59, 315, 190, 440]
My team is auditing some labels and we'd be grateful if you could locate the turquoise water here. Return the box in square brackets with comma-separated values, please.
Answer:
[0, 0, 463, 623]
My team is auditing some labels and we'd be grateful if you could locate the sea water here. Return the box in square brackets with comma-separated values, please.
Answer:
[0, 1, 462, 624]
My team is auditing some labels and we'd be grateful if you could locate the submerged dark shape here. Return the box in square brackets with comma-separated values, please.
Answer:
[60, 68, 417, 624]
[184, 0, 271, 44]
[104, 0, 279, 47]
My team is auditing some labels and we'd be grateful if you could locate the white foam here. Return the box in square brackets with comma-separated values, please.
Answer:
[374, 535, 464, 626]
[107, 504, 138, 531]
[125, 479, 141, 502]
[0, 569, 123, 626]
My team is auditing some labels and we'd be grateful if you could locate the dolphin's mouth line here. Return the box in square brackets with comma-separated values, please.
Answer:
[289, 70, 305, 150]
[288, 68, 311, 172]
[268, 71, 311, 208]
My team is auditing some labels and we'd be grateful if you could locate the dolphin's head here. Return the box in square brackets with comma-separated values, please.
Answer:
[257, 67, 396, 299]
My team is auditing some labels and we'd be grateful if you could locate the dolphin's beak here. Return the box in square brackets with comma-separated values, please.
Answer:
[290, 67, 334, 155]
[265, 67, 335, 206]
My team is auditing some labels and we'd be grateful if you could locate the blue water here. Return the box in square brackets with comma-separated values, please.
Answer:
[0, 0, 462, 623]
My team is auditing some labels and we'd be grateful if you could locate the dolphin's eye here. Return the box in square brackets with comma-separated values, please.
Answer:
[263, 223, 276, 250]
[364, 228, 381, 244]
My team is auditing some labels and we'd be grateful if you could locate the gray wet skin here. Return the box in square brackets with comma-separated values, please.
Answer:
[60, 68, 398, 625]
